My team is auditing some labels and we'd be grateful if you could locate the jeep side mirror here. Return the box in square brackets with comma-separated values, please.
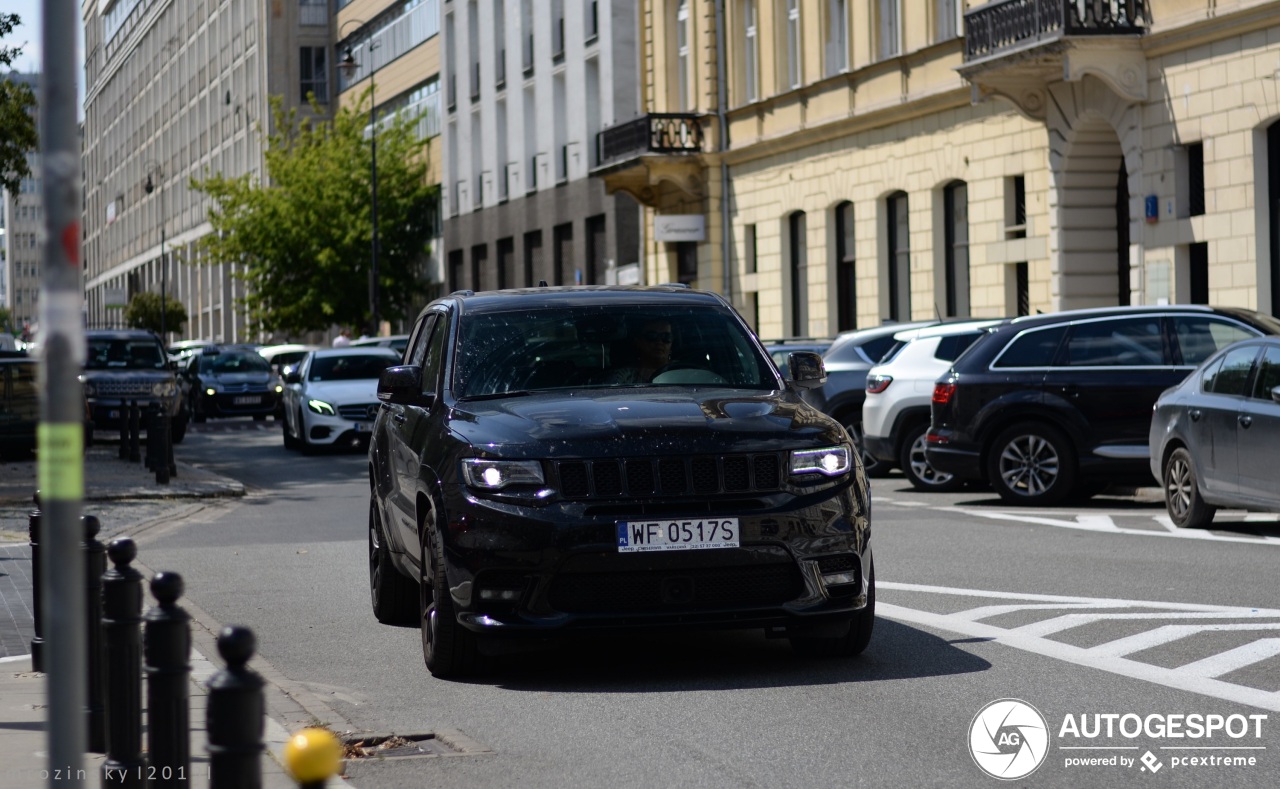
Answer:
[378, 365, 434, 407]
[787, 351, 826, 389]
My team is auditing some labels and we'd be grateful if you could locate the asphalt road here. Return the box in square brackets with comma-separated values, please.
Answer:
[130, 419, 1280, 788]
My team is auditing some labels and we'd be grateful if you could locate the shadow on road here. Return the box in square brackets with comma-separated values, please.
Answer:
[481, 617, 990, 692]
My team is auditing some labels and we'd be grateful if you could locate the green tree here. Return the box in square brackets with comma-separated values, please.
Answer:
[0, 13, 38, 196]
[0, 306, 12, 334]
[124, 292, 188, 337]
[192, 92, 437, 336]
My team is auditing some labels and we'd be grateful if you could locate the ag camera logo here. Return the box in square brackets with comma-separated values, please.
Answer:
[969, 699, 1051, 780]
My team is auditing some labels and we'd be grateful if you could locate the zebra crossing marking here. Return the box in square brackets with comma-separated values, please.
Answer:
[879, 581, 1280, 711]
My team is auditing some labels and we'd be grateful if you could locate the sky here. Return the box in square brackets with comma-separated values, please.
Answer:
[3, 1, 44, 73]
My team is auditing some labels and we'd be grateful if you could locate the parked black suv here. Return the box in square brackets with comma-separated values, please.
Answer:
[368, 286, 873, 677]
[926, 305, 1280, 505]
[83, 329, 188, 443]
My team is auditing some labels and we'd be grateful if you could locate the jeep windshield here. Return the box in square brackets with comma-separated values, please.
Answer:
[86, 339, 168, 370]
[453, 304, 779, 398]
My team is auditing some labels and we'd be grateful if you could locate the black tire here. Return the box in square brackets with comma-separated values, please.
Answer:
[420, 522, 480, 678]
[790, 561, 875, 658]
[369, 499, 418, 625]
[282, 411, 299, 450]
[987, 422, 1077, 506]
[898, 422, 964, 492]
[845, 418, 891, 478]
[1163, 447, 1216, 528]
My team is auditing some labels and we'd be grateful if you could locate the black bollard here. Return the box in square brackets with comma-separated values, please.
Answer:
[118, 404, 129, 458]
[207, 626, 265, 789]
[83, 515, 107, 754]
[144, 572, 191, 788]
[154, 409, 171, 485]
[128, 400, 141, 463]
[27, 492, 42, 672]
[102, 538, 146, 788]
[165, 412, 177, 479]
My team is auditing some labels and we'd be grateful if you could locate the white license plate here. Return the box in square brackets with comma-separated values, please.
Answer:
[616, 518, 739, 553]
[233, 396, 261, 405]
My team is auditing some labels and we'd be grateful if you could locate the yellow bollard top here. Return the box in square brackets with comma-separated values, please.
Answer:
[284, 727, 343, 784]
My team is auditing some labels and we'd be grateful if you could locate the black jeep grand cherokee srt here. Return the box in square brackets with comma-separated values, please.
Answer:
[367, 286, 874, 677]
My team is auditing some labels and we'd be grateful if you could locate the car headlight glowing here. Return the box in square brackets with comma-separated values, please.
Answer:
[205, 387, 217, 397]
[789, 445, 852, 477]
[307, 399, 336, 416]
[461, 459, 545, 490]
[275, 384, 284, 393]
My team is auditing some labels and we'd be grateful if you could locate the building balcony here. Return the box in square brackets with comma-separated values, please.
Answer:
[959, 0, 1148, 118]
[594, 114, 707, 207]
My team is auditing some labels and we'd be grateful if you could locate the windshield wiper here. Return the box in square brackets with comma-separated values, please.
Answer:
[459, 389, 535, 402]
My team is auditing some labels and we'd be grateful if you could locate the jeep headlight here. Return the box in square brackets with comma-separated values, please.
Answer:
[461, 458, 545, 490]
[83, 382, 97, 397]
[152, 381, 175, 397]
[789, 445, 852, 477]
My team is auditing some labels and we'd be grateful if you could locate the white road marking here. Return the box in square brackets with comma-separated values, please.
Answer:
[882, 500, 1280, 547]
[879, 581, 1280, 711]
[1174, 639, 1280, 678]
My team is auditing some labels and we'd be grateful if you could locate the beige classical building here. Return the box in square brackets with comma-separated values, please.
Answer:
[599, 0, 1280, 338]
[336, 0, 445, 328]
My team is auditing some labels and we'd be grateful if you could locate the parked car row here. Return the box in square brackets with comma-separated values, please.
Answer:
[791, 304, 1280, 528]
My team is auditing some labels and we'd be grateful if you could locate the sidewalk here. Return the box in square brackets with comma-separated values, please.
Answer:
[0, 443, 342, 788]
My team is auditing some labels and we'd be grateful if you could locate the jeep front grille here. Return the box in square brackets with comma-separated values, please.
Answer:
[555, 454, 782, 499]
[91, 381, 154, 397]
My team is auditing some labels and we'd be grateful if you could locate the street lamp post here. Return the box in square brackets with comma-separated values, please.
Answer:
[339, 30, 381, 337]
[143, 165, 167, 342]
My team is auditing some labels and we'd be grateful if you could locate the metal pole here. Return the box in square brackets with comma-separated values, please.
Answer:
[160, 189, 167, 343]
[38, 0, 88, 784]
[369, 58, 380, 337]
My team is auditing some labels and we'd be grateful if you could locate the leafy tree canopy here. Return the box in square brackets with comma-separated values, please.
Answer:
[124, 291, 188, 338]
[0, 13, 38, 196]
[192, 92, 437, 336]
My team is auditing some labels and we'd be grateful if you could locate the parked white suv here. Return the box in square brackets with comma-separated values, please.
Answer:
[862, 319, 1007, 490]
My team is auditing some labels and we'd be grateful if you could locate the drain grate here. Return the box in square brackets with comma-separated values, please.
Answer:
[341, 729, 492, 761]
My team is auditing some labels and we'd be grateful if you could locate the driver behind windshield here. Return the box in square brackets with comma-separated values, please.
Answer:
[606, 317, 673, 384]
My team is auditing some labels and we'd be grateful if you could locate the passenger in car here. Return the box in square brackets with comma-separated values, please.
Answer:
[606, 318, 674, 384]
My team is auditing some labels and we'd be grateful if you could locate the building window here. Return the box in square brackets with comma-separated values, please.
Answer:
[494, 1, 507, 88]
[1005, 175, 1026, 239]
[524, 229, 543, 285]
[1187, 142, 1205, 217]
[788, 211, 807, 336]
[742, 0, 759, 103]
[1012, 262, 1029, 317]
[586, 215, 606, 284]
[554, 222, 574, 285]
[877, 0, 899, 60]
[834, 202, 856, 331]
[585, 0, 599, 41]
[935, 0, 958, 42]
[744, 223, 758, 274]
[825, 0, 848, 77]
[677, 0, 691, 110]
[676, 242, 698, 285]
[521, 0, 535, 73]
[497, 237, 515, 289]
[448, 249, 465, 291]
[1189, 242, 1209, 304]
[782, 0, 801, 89]
[553, 0, 566, 61]
[300, 47, 328, 103]
[1117, 159, 1130, 306]
[943, 182, 970, 318]
[886, 192, 909, 321]
[471, 244, 488, 291]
